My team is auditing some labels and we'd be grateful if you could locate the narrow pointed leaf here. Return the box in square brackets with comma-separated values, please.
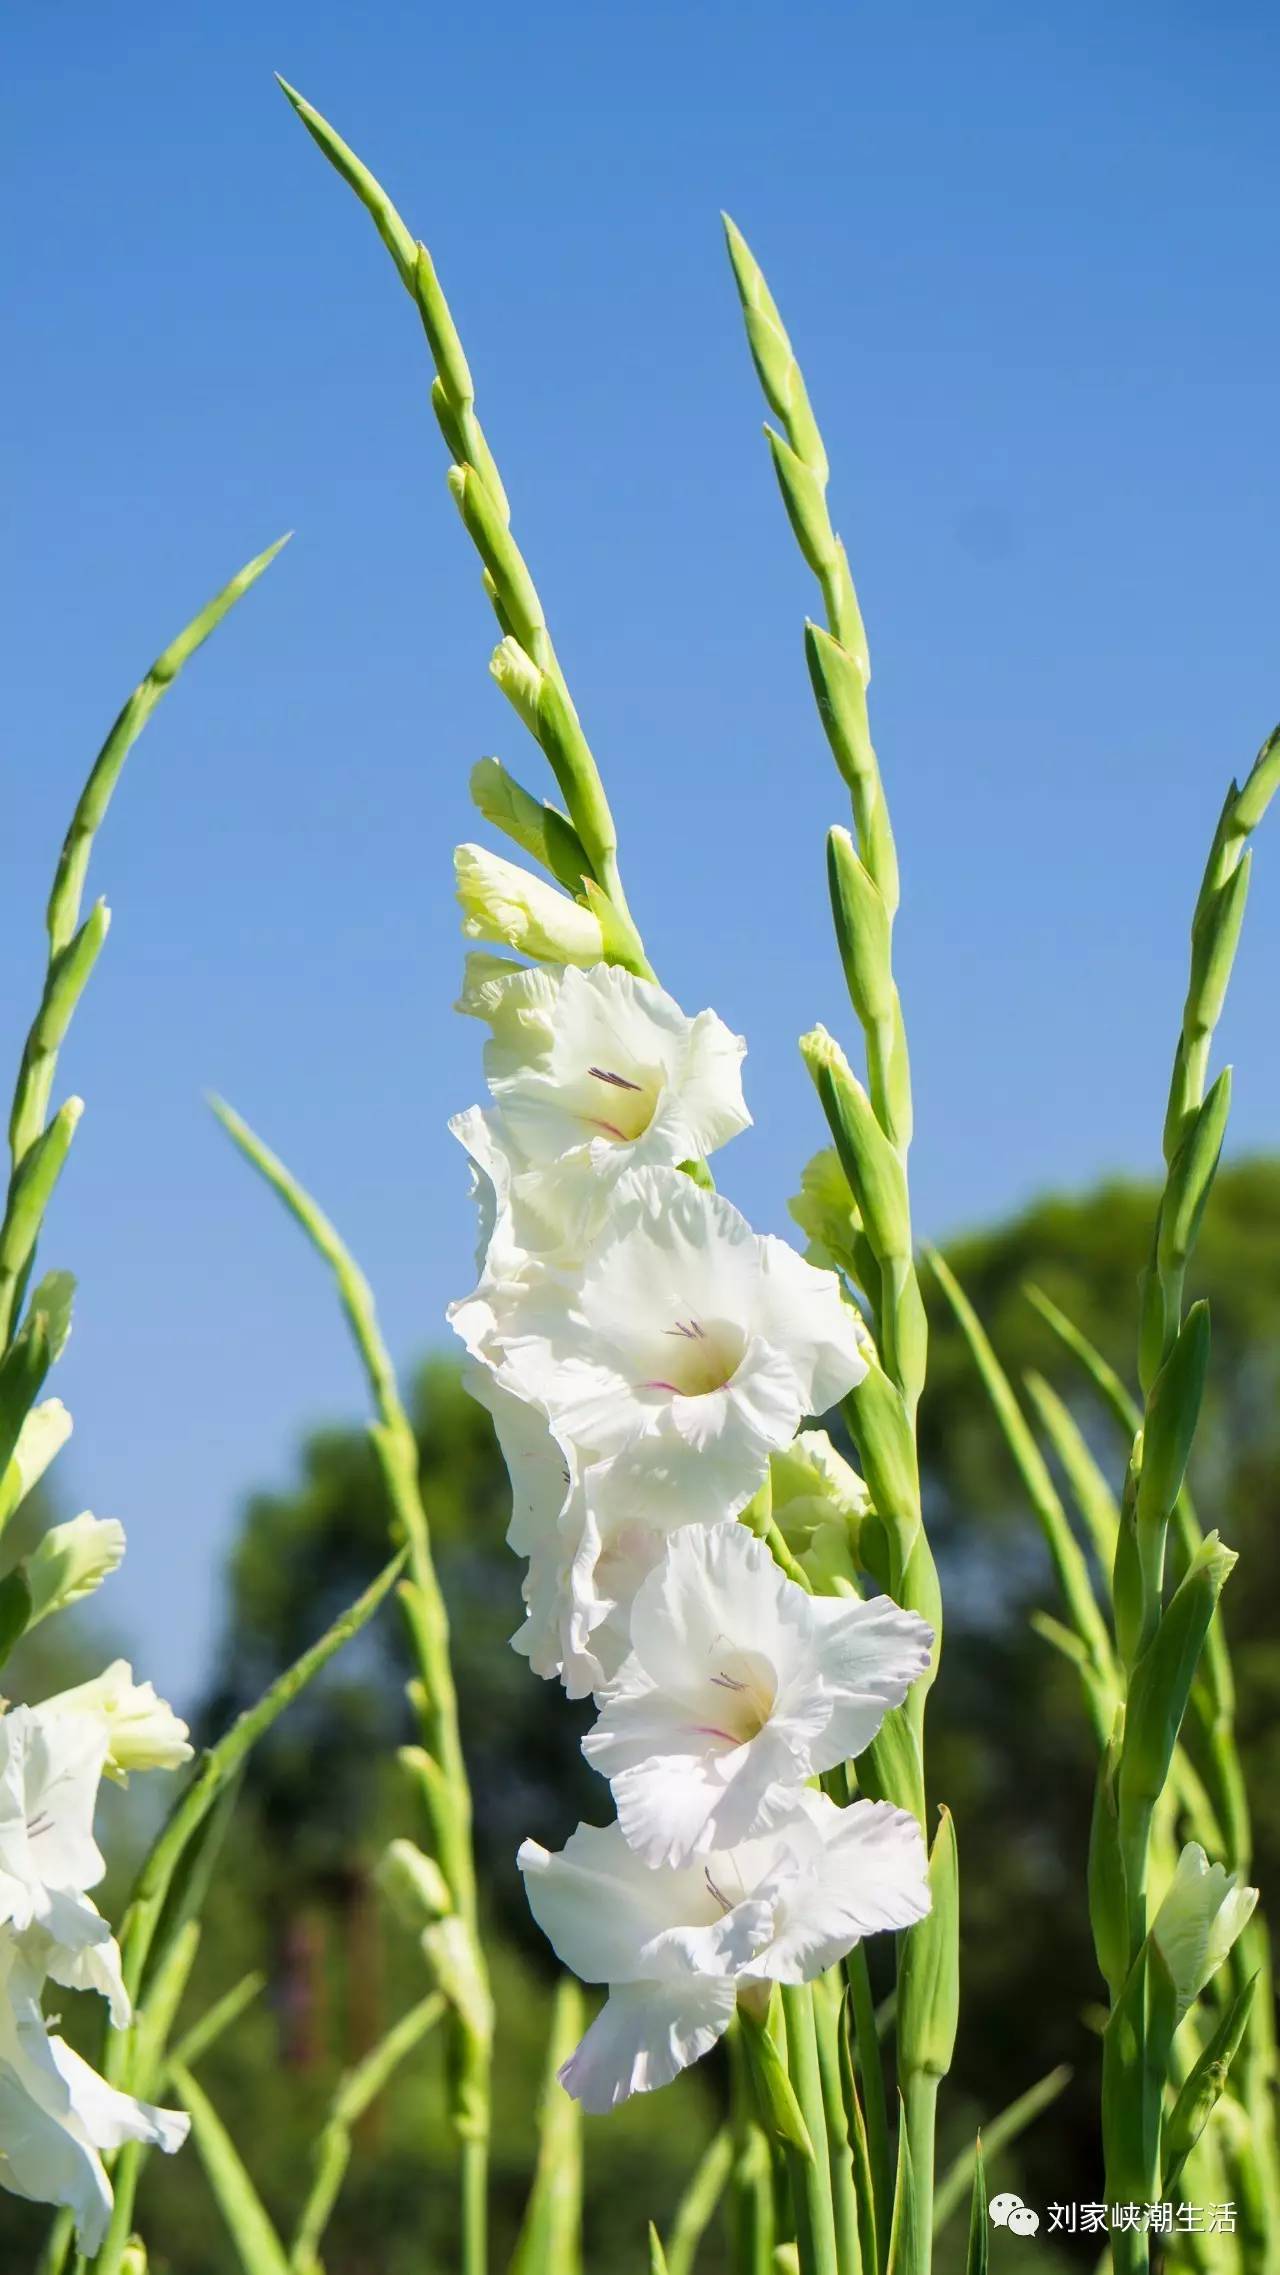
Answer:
[171, 2062, 291, 2275]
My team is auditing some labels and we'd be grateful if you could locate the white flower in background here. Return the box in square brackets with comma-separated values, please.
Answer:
[41, 1662, 193, 1783]
[451, 961, 749, 1278]
[455, 845, 605, 966]
[24, 1514, 127, 1630]
[492, 1165, 867, 1534]
[0, 1706, 128, 2023]
[583, 1523, 933, 1864]
[0, 1932, 187, 2252]
[519, 1791, 928, 2111]
[1151, 1841, 1258, 2022]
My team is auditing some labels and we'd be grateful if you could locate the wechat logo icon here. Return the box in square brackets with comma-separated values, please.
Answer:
[990, 2191, 1041, 2238]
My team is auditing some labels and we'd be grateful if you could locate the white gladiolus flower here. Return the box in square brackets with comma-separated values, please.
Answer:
[41, 1663, 193, 1784]
[0, 1707, 128, 2024]
[25, 1514, 127, 1629]
[492, 1165, 868, 1534]
[519, 1791, 928, 2111]
[0, 1933, 187, 2252]
[451, 962, 749, 1276]
[455, 844, 605, 966]
[1151, 1842, 1258, 2022]
[483, 961, 748, 1176]
[583, 1524, 934, 1864]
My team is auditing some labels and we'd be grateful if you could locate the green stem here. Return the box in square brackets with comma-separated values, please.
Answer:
[728, 2022, 778, 2275]
[812, 1980, 862, 2274]
[780, 1987, 840, 2275]
[845, 1946, 893, 2263]
[211, 1102, 492, 2272]
[902, 2075, 938, 2256]
[0, 537, 288, 1350]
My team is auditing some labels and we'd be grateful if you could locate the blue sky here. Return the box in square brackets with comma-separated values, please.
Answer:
[5, 0, 1279, 1704]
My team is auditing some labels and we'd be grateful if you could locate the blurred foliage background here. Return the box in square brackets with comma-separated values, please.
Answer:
[3, 1158, 1277, 2274]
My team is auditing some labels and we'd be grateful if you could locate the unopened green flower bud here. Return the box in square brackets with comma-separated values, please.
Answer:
[766, 428, 836, 577]
[468, 760, 588, 893]
[736, 1992, 815, 2161]
[1151, 1843, 1258, 2024]
[1088, 1727, 1129, 1997]
[1188, 855, 1251, 1040]
[808, 624, 895, 891]
[448, 467, 544, 656]
[423, 1915, 494, 2046]
[788, 1147, 866, 1283]
[455, 845, 604, 966]
[721, 215, 828, 480]
[1136, 1302, 1210, 1536]
[1158, 1071, 1231, 1281]
[489, 635, 542, 733]
[0, 1099, 83, 1287]
[828, 827, 894, 1028]
[1120, 1534, 1236, 1811]
[800, 1026, 910, 1265]
[0, 1397, 72, 1530]
[845, 1361, 920, 1556]
[771, 1427, 871, 1544]
[412, 243, 473, 418]
[897, 1807, 958, 2078]
[800, 1520, 862, 1594]
[120, 2241, 148, 2275]
[25, 1511, 125, 1627]
[378, 1838, 452, 1928]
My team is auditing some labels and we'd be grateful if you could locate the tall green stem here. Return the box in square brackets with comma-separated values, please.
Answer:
[780, 1988, 840, 2275]
[212, 1102, 492, 2275]
[725, 214, 955, 2273]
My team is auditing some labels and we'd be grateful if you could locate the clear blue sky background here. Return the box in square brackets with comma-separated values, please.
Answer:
[5, 1, 1278, 1706]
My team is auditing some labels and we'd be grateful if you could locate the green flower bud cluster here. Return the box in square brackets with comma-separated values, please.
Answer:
[277, 79, 651, 983]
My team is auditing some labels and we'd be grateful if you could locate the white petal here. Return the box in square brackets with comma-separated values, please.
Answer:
[48, 2037, 189, 2156]
[624, 1523, 796, 1693]
[0, 1958, 185, 2252]
[7, 1709, 107, 1898]
[586, 1525, 915, 1865]
[518, 1819, 717, 1984]
[753, 1235, 869, 1413]
[494, 1169, 860, 1535]
[558, 1976, 737, 2111]
[489, 965, 749, 1177]
[1152, 1842, 1259, 2021]
[801, 1595, 936, 1771]
[593, 1712, 805, 1868]
[32, 1891, 132, 2028]
[0, 2064, 114, 2254]
[747, 1794, 930, 1983]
